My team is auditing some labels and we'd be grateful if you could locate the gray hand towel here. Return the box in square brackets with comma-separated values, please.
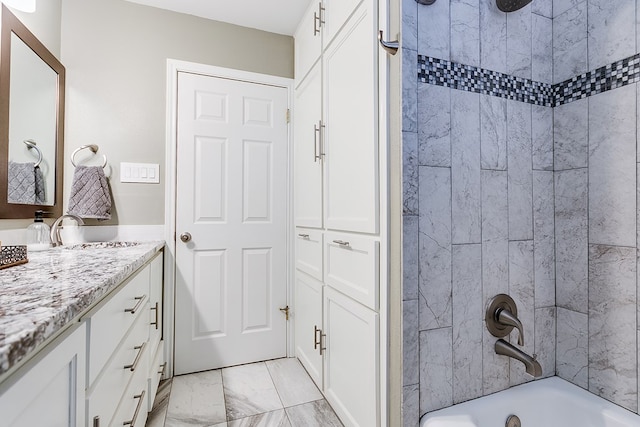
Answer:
[8, 161, 36, 205]
[34, 165, 45, 204]
[68, 165, 112, 220]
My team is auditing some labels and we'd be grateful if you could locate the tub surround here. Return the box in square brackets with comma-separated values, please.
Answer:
[0, 240, 164, 379]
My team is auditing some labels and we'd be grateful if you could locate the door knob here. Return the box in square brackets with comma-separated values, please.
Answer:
[180, 232, 192, 243]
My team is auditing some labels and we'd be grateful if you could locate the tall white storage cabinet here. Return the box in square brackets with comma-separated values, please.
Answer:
[293, 0, 381, 426]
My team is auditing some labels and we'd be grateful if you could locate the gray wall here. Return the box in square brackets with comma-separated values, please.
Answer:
[401, 1, 555, 425]
[60, 0, 293, 225]
[553, 0, 639, 413]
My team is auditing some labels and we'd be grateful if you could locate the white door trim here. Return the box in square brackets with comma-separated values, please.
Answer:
[164, 59, 294, 377]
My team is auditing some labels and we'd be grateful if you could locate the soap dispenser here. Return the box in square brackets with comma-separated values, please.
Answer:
[26, 210, 51, 252]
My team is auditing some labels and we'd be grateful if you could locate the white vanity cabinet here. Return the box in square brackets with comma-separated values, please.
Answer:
[0, 324, 86, 427]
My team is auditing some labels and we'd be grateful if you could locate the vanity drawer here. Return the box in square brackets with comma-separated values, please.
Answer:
[86, 264, 150, 386]
[110, 355, 149, 427]
[147, 340, 165, 412]
[87, 308, 149, 427]
[324, 232, 379, 310]
[295, 228, 323, 281]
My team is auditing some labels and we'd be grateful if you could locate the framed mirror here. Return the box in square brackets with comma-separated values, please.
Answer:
[0, 5, 64, 218]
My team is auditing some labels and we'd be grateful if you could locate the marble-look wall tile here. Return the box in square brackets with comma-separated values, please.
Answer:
[418, 84, 450, 167]
[480, 0, 507, 74]
[554, 97, 588, 170]
[480, 95, 507, 171]
[403, 50, 418, 133]
[403, 131, 419, 215]
[420, 328, 453, 413]
[508, 240, 535, 386]
[402, 0, 418, 52]
[535, 307, 556, 378]
[556, 307, 588, 388]
[507, 101, 533, 241]
[452, 244, 483, 404]
[483, 321, 510, 394]
[404, 215, 419, 301]
[554, 0, 585, 17]
[403, 299, 419, 386]
[481, 171, 509, 304]
[419, 167, 452, 330]
[482, 240, 509, 309]
[532, 15, 552, 84]
[403, 384, 420, 427]
[588, 245, 637, 412]
[418, 0, 450, 59]
[532, 105, 553, 171]
[588, 86, 636, 248]
[506, 5, 532, 79]
[553, 2, 588, 84]
[533, 171, 555, 308]
[555, 169, 588, 313]
[451, 0, 480, 67]
[587, 0, 635, 70]
[451, 91, 481, 244]
[532, 0, 552, 17]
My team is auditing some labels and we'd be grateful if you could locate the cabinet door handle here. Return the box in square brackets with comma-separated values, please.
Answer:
[298, 233, 310, 239]
[150, 302, 159, 329]
[314, 123, 321, 162]
[124, 295, 146, 314]
[314, 325, 321, 350]
[313, 12, 320, 35]
[158, 362, 167, 376]
[124, 342, 147, 372]
[332, 239, 350, 247]
[318, 120, 325, 158]
[93, 416, 100, 427]
[320, 332, 327, 355]
[123, 389, 146, 426]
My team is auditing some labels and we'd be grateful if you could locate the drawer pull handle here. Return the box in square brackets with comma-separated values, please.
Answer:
[124, 295, 146, 314]
[123, 389, 145, 426]
[150, 302, 159, 329]
[93, 416, 100, 427]
[298, 233, 310, 239]
[333, 240, 350, 247]
[158, 362, 167, 376]
[124, 342, 147, 372]
[320, 332, 327, 355]
[314, 325, 321, 350]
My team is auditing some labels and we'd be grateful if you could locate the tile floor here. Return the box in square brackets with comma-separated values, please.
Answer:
[146, 358, 344, 427]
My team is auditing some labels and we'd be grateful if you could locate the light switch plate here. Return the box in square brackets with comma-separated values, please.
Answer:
[120, 162, 160, 183]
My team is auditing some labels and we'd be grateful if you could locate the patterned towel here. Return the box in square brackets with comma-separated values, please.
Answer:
[68, 166, 111, 220]
[34, 166, 45, 204]
[8, 161, 39, 205]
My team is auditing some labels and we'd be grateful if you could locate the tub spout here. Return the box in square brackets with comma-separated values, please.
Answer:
[495, 339, 542, 377]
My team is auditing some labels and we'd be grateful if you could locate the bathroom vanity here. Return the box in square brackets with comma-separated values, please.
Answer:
[0, 241, 164, 427]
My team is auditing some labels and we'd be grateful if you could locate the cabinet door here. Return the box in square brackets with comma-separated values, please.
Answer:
[294, 271, 324, 387]
[323, 287, 378, 427]
[0, 325, 86, 427]
[323, 0, 378, 234]
[323, 0, 364, 50]
[294, 62, 323, 228]
[294, 0, 323, 86]
[295, 228, 323, 281]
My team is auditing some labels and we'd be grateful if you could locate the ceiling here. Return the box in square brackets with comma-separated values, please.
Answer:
[123, 0, 311, 36]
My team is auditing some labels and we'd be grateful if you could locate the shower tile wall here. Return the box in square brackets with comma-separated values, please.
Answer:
[403, 0, 640, 425]
[401, 1, 555, 425]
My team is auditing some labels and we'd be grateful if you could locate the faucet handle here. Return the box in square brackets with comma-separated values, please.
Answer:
[486, 294, 525, 346]
[496, 307, 524, 346]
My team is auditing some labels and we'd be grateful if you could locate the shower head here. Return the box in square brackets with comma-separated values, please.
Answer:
[496, 0, 533, 12]
[415, 0, 436, 5]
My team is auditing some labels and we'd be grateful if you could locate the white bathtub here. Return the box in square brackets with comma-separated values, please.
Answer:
[421, 377, 640, 427]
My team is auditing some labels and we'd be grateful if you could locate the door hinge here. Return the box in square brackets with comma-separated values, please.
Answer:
[279, 305, 290, 320]
[286, 108, 290, 123]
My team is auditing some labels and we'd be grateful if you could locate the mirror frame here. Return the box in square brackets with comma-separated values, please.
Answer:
[0, 5, 64, 218]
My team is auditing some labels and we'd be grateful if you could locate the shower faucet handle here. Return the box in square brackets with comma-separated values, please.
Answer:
[485, 294, 526, 347]
[496, 307, 524, 346]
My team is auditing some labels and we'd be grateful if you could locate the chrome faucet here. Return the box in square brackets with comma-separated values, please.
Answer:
[485, 294, 525, 346]
[495, 339, 542, 377]
[50, 214, 85, 247]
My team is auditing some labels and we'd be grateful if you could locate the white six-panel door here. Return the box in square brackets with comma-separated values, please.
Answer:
[174, 71, 289, 374]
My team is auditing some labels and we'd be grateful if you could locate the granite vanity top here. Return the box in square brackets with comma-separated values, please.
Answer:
[0, 241, 164, 379]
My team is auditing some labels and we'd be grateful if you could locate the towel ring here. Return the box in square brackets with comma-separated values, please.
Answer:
[23, 139, 42, 168]
[71, 144, 107, 168]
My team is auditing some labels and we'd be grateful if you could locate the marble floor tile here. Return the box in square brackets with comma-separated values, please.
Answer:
[285, 400, 343, 427]
[146, 379, 172, 427]
[265, 358, 323, 408]
[228, 409, 291, 427]
[165, 370, 226, 426]
[223, 362, 283, 421]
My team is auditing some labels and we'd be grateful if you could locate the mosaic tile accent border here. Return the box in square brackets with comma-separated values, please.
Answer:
[418, 53, 640, 107]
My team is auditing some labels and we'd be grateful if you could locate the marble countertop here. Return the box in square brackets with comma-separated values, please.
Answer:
[0, 241, 164, 379]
